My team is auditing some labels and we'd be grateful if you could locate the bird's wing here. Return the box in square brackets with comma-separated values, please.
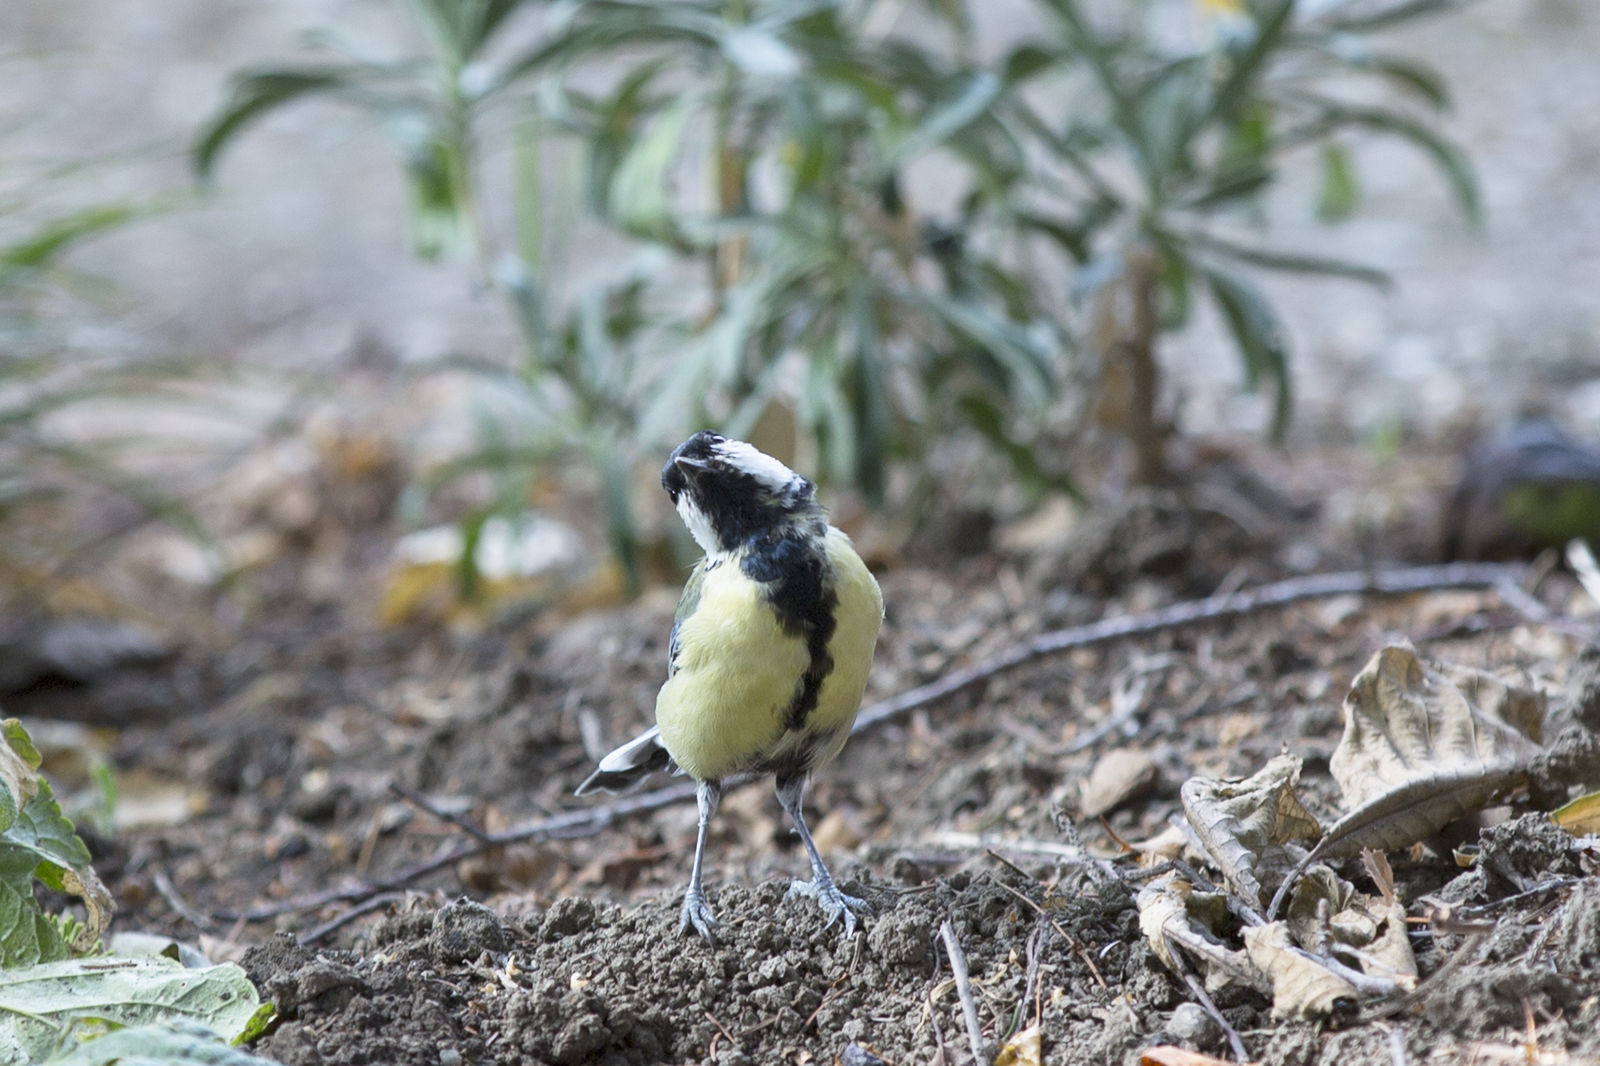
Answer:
[575, 725, 673, 795]
[667, 560, 707, 679]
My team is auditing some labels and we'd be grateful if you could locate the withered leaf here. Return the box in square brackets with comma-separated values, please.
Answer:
[1552, 789, 1600, 836]
[1358, 900, 1418, 988]
[1180, 755, 1321, 905]
[1242, 921, 1358, 1020]
[1311, 763, 1527, 860]
[1330, 644, 1541, 811]
[1080, 748, 1160, 818]
[993, 1024, 1042, 1066]
[1135, 878, 1267, 993]
[1139, 1048, 1244, 1066]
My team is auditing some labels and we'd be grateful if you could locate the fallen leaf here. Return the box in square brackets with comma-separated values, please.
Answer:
[1331, 644, 1542, 811]
[1311, 645, 1543, 859]
[1180, 755, 1320, 905]
[1360, 848, 1396, 906]
[1131, 823, 1191, 864]
[1136, 878, 1266, 993]
[1358, 900, 1418, 988]
[811, 807, 865, 855]
[1140, 1047, 1252, 1066]
[1552, 790, 1600, 835]
[1080, 748, 1160, 818]
[993, 1024, 1041, 1066]
[1242, 921, 1358, 1020]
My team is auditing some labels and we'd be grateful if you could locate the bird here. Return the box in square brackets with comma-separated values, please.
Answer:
[576, 430, 884, 942]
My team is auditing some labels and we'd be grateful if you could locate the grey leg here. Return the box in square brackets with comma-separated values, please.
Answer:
[680, 780, 721, 943]
[776, 773, 868, 937]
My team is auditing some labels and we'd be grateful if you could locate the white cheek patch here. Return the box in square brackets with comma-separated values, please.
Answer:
[676, 496, 721, 554]
[713, 439, 801, 494]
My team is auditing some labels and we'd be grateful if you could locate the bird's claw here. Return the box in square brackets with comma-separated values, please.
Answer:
[679, 889, 719, 945]
[787, 876, 868, 937]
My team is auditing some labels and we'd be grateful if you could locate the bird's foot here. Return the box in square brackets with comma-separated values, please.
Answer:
[786, 874, 868, 937]
[679, 887, 719, 945]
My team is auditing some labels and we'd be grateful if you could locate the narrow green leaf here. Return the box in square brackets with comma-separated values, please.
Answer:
[194, 69, 355, 178]
[1308, 101, 1480, 224]
[1322, 0, 1460, 33]
[1190, 231, 1390, 287]
[1316, 141, 1360, 222]
[1205, 268, 1291, 441]
[607, 98, 693, 243]
[884, 72, 1001, 170]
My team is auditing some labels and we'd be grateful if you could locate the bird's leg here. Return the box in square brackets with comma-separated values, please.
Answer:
[680, 779, 722, 944]
[776, 773, 868, 936]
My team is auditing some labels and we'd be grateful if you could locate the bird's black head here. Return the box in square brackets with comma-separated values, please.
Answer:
[662, 430, 819, 553]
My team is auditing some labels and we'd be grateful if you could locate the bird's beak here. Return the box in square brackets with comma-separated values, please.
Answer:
[674, 456, 712, 480]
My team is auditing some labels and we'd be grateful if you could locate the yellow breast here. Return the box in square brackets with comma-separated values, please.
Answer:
[654, 527, 882, 782]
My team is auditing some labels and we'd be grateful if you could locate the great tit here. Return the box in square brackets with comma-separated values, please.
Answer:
[577, 430, 884, 942]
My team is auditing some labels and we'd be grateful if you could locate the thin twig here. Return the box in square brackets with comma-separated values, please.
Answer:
[211, 781, 698, 921]
[939, 920, 989, 1066]
[298, 892, 405, 946]
[852, 562, 1537, 734]
[389, 781, 492, 842]
[1170, 938, 1248, 1063]
[154, 868, 215, 933]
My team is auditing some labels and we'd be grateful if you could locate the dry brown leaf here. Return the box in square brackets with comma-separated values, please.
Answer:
[1131, 823, 1191, 864]
[1312, 763, 1528, 859]
[1309, 645, 1543, 860]
[1135, 878, 1267, 993]
[993, 1024, 1041, 1066]
[1080, 748, 1160, 818]
[1331, 644, 1541, 810]
[59, 864, 114, 952]
[1283, 864, 1353, 949]
[1359, 900, 1418, 988]
[1140, 1048, 1254, 1066]
[1360, 848, 1396, 905]
[1180, 755, 1320, 905]
[1242, 921, 1358, 1020]
[1552, 790, 1600, 835]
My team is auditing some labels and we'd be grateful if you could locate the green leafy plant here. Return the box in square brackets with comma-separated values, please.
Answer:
[518, 0, 1069, 503]
[998, 0, 1476, 484]
[196, 0, 1075, 593]
[0, 719, 113, 964]
[0, 125, 198, 587]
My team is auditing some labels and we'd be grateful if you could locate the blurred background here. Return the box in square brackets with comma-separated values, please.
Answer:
[3, 0, 1600, 659]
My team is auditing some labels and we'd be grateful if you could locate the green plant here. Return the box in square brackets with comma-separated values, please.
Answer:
[197, 0, 1075, 593]
[518, 0, 1069, 503]
[0, 61, 206, 578]
[998, 0, 1477, 483]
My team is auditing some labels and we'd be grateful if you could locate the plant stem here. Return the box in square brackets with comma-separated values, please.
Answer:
[1126, 245, 1167, 485]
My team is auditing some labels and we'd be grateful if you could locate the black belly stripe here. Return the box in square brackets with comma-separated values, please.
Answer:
[739, 524, 838, 732]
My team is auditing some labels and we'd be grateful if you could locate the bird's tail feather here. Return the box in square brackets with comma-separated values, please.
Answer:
[575, 726, 674, 795]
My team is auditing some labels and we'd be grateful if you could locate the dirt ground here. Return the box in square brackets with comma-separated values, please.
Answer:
[4, 441, 1592, 1066]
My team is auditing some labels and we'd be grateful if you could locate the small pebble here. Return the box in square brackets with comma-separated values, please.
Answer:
[439, 1050, 463, 1066]
[1167, 1002, 1219, 1048]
